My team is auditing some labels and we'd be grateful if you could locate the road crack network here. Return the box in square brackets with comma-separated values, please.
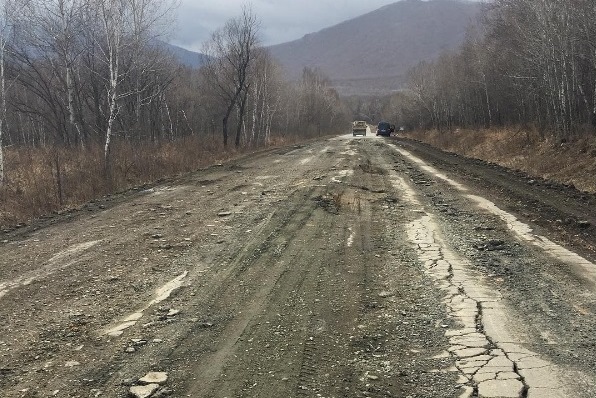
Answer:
[391, 169, 564, 398]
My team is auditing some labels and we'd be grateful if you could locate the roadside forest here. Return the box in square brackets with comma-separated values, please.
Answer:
[0, 2, 348, 227]
[389, 0, 596, 138]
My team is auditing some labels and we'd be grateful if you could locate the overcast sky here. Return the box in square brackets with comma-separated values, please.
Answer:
[169, 0, 407, 52]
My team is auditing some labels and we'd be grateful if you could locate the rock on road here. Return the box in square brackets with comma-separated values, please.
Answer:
[1, 134, 596, 398]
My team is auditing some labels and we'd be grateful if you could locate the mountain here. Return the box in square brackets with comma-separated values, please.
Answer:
[158, 41, 208, 68]
[268, 0, 483, 94]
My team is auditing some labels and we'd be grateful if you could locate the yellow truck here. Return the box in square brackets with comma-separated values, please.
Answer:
[352, 121, 368, 136]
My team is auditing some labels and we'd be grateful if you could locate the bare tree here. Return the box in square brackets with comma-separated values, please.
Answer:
[202, 6, 260, 148]
[0, 0, 31, 185]
[244, 50, 280, 146]
[89, 0, 175, 174]
[393, 0, 596, 138]
[0, 0, 11, 185]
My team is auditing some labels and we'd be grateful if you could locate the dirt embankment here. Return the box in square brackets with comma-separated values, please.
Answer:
[405, 128, 596, 194]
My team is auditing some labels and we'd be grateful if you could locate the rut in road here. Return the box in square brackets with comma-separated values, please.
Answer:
[176, 148, 398, 397]
[167, 138, 456, 398]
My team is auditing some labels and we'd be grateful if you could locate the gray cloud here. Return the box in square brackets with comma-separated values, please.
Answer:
[169, 0, 402, 51]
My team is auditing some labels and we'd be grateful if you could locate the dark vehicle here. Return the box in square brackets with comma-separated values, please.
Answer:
[376, 122, 394, 137]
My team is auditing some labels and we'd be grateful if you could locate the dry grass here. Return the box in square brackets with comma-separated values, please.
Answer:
[0, 134, 311, 228]
[405, 128, 596, 193]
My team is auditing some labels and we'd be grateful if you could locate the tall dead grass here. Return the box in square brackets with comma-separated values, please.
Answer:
[405, 128, 596, 193]
[0, 136, 245, 228]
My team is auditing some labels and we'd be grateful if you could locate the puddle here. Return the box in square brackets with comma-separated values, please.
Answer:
[395, 148, 468, 191]
[147, 271, 188, 307]
[147, 186, 178, 195]
[48, 241, 102, 264]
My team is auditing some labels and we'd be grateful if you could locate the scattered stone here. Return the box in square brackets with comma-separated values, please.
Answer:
[151, 234, 163, 239]
[139, 372, 168, 385]
[131, 339, 147, 346]
[64, 361, 80, 367]
[125, 347, 136, 353]
[378, 291, 395, 298]
[166, 309, 180, 317]
[217, 211, 232, 217]
[474, 239, 506, 251]
[578, 220, 591, 229]
[90, 389, 102, 397]
[121, 378, 136, 386]
[130, 383, 159, 398]
[152, 387, 173, 398]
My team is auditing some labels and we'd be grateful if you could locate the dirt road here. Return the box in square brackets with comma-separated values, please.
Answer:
[1, 134, 595, 398]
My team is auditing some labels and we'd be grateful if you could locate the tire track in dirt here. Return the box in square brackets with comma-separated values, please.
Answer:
[94, 141, 360, 396]
[178, 184, 327, 396]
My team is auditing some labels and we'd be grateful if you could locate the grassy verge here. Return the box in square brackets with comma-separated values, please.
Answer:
[0, 134, 312, 229]
[404, 128, 596, 193]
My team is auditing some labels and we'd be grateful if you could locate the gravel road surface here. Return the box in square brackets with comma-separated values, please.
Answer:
[1, 134, 595, 398]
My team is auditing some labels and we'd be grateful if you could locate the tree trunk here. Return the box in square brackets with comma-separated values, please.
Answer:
[222, 105, 233, 147]
[0, 41, 5, 186]
[235, 88, 249, 148]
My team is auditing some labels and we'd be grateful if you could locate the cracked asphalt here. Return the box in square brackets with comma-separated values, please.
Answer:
[0, 134, 595, 397]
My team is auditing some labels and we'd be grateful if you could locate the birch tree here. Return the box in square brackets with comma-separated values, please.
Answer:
[245, 50, 280, 146]
[0, 0, 11, 185]
[90, 0, 175, 174]
[0, 0, 30, 185]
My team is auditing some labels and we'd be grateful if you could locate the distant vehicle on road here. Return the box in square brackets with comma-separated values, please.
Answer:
[352, 121, 368, 136]
[376, 121, 394, 137]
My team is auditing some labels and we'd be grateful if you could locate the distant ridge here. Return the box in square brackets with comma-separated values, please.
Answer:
[158, 41, 208, 68]
[268, 0, 482, 93]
